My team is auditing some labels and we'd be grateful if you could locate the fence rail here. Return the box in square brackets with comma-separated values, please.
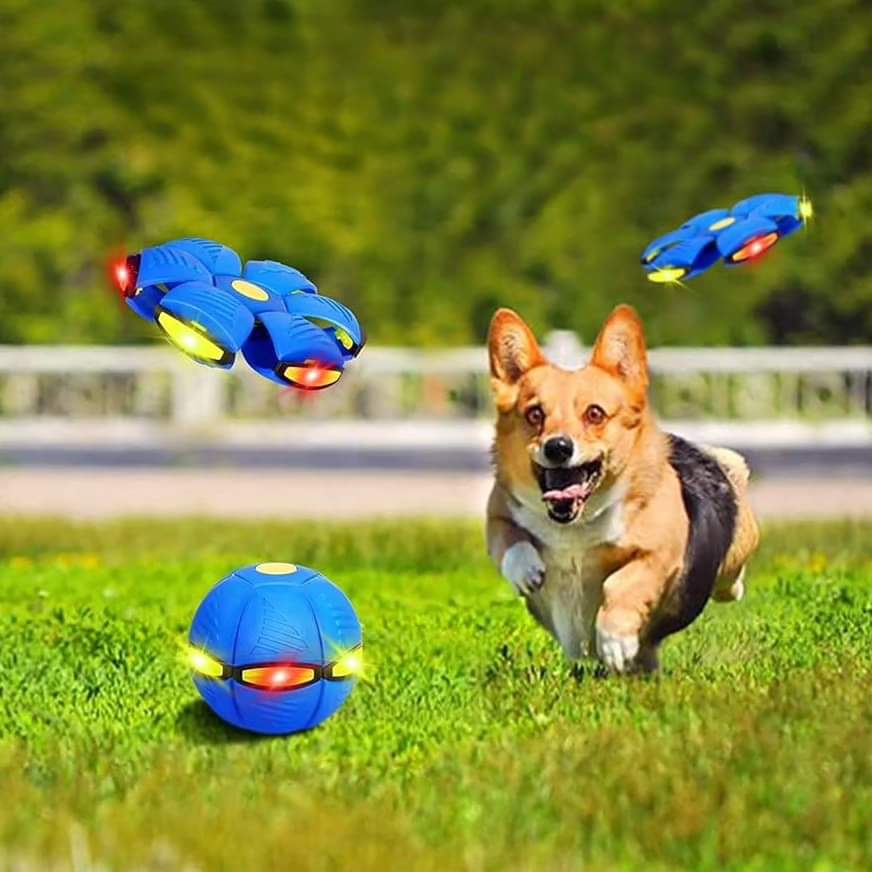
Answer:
[0, 339, 869, 455]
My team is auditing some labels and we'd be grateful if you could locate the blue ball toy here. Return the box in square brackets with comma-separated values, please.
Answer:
[114, 237, 365, 389]
[641, 192, 812, 283]
[187, 562, 363, 735]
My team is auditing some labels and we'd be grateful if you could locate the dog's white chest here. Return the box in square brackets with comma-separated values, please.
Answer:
[509, 491, 626, 659]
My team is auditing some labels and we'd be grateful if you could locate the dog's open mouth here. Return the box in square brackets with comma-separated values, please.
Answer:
[533, 457, 604, 524]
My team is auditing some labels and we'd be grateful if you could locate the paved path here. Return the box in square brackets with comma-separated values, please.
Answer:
[1, 468, 870, 520]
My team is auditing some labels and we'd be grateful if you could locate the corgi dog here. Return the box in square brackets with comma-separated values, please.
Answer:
[486, 305, 760, 673]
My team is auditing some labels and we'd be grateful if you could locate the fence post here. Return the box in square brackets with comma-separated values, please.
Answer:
[543, 331, 586, 369]
[170, 362, 226, 430]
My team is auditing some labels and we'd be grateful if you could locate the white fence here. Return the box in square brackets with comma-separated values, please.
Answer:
[0, 337, 869, 456]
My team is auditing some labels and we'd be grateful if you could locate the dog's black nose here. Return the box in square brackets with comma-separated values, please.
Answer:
[543, 435, 574, 464]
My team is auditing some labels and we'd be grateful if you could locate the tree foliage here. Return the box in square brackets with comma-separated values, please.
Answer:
[1, 0, 870, 346]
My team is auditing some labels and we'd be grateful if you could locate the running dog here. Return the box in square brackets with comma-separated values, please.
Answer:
[486, 304, 759, 673]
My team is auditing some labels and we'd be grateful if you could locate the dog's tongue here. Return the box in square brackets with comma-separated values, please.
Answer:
[542, 483, 589, 504]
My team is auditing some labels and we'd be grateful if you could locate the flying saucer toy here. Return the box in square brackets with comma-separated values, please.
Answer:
[114, 238, 364, 388]
[187, 562, 363, 735]
[641, 193, 812, 283]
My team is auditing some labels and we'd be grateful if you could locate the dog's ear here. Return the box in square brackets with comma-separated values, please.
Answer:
[488, 309, 544, 408]
[590, 305, 649, 399]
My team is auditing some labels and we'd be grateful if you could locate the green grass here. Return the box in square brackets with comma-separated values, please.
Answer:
[0, 518, 869, 871]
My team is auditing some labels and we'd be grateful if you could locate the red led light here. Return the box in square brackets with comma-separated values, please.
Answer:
[282, 363, 342, 390]
[732, 232, 779, 263]
[114, 262, 129, 290]
[240, 664, 316, 690]
[110, 254, 140, 298]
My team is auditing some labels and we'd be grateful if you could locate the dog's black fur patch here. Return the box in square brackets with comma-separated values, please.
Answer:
[647, 435, 737, 644]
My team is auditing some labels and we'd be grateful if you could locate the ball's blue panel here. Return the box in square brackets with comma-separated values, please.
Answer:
[125, 284, 165, 321]
[640, 227, 696, 265]
[164, 238, 243, 276]
[159, 282, 255, 355]
[745, 195, 802, 236]
[233, 585, 324, 666]
[194, 674, 241, 728]
[241, 311, 345, 383]
[213, 275, 287, 316]
[306, 575, 362, 726]
[716, 216, 779, 261]
[189, 572, 256, 664]
[138, 245, 213, 287]
[307, 576, 363, 654]
[230, 681, 323, 735]
[772, 217, 801, 238]
[260, 311, 345, 367]
[240, 329, 291, 385]
[646, 235, 719, 277]
[244, 260, 318, 296]
[283, 293, 366, 359]
[745, 194, 799, 217]
[680, 209, 731, 233]
[731, 193, 784, 218]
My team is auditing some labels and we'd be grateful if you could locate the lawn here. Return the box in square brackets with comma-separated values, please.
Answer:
[0, 517, 869, 871]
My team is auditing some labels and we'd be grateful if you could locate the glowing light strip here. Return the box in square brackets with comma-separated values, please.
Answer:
[157, 312, 227, 363]
[647, 267, 687, 284]
[731, 232, 779, 263]
[185, 645, 363, 687]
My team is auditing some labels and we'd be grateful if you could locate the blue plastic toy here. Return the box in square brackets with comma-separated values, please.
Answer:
[115, 238, 364, 389]
[187, 562, 363, 735]
[641, 193, 812, 283]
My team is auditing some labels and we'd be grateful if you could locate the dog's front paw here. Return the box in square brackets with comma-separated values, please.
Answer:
[500, 541, 546, 597]
[595, 624, 640, 674]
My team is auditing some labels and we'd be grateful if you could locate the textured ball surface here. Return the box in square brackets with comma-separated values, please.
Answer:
[188, 563, 362, 735]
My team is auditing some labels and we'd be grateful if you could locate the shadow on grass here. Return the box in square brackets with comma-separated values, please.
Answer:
[175, 699, 293, 746]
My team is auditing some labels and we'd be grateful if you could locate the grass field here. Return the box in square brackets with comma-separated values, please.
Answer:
[0, 517, 869, 871]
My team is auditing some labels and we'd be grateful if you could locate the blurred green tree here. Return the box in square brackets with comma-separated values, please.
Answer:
[0, 0, 869, 346]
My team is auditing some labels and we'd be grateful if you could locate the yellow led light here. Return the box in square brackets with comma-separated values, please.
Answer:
[187, 647, 224, 679]
[283, 365, 342, 388]
[331, 649, 363, 678]
[157, 312, 226, 362]
[231, 279, 269, 301]
[255, 562, 297, 575]
[647, 267, 687, 284]
[799, 195, 813, 222]
[709, 217, 735, 231]
[334, 328, 354, 350]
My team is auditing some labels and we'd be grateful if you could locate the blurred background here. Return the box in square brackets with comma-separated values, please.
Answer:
[0, 0, 869, 519]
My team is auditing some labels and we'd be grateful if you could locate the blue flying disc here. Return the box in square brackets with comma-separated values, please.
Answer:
[641, 193, 812, 283]
[114, 238, 364, 389]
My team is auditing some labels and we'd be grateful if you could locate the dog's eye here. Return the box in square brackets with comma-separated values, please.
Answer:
[584, 404, 606, 426]
[524, 405, 544, 428]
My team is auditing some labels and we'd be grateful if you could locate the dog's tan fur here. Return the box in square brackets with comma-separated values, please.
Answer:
[486, 305, 760, 672]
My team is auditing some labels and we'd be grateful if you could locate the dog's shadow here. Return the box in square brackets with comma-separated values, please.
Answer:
[568, 661, 659, 681]
[569, 660, 608, 682]
[175, 699, 289, 746]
